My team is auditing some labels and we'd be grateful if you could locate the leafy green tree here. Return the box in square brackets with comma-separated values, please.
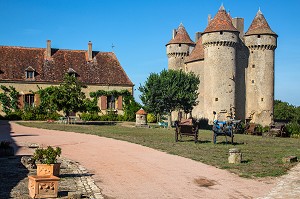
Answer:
[0, 85, 19, 115]
[139, 69, 200, 127]
[54, 74, 87, 119]
[274, 100, 298, 121]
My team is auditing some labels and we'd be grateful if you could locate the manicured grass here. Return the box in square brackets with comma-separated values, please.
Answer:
[18, 121, 300, 178]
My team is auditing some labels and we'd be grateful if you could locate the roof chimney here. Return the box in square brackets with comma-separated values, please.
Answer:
[172, 29, 177, 39]
[195, 32, 202, 42]
[46, 40, 51, 59]
[232, 17, 244, 39]
[208, 14, 212, 25]
[88, 41, 92, 61]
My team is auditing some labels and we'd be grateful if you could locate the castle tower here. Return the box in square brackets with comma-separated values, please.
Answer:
[244, 9, 277, 126]
[166, 23, 195, 71]
[201, 5, 239, 122]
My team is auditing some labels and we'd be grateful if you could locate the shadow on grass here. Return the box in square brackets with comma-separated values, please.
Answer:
[75, 121, 117, 126]
[214, 141, 245, 145]
[176, 139, 212, 144]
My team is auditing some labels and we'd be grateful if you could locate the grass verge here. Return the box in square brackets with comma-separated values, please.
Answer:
[18, 121, 300, 178]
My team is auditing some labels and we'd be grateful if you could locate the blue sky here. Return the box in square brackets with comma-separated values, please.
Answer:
[0, 0, 299, 106]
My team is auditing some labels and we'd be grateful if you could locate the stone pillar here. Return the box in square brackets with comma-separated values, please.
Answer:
[228, 148, 242, 164]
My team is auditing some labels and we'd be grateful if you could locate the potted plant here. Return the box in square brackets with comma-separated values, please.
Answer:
[32, 146, 61, 176]
[0, 141, 14, 157]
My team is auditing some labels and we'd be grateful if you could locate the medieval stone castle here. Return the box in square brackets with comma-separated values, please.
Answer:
[166, 5, 277, 126]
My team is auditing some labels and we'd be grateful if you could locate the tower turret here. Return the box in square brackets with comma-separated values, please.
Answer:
[244, 9, 277, 126]
[166, 23, 195, 71]
[201, 5, 239, 122]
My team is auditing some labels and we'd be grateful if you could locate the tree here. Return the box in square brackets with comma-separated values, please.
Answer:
[274, 100, 299, 121]
[139, 69, 200, 127]
[0, 85, 19, 115]
[55, 74, 87, 119]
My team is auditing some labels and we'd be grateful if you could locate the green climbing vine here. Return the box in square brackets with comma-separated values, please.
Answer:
[0, 85, 19, 115]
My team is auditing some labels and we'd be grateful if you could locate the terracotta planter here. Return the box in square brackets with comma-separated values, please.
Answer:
[28, 175, 60, 198]
[36, 163, 61, 176]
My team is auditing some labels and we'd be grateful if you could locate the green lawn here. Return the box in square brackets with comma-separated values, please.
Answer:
[18, 121, 300, 178]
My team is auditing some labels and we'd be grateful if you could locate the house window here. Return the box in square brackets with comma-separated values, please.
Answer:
[179, 44, 181, 47]
[26, 71, 34, 79]
[252, 80, 255, 84]
[252, 64, 255, 68]
[24, 94, 35, 107]
[215, 98, 218, 101]
[107, 96, 115, 109]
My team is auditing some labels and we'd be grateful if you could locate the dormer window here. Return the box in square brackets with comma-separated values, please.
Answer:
[25, 66, 35, 80]
[67, 68, 77, 77]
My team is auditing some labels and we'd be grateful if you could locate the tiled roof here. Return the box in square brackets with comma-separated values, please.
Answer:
[136, 108, 147, 115]
[245, 9, 277, 36]
[185, 37, 204, 63]
[0, 46, 133, 86]
[167, 23, 195, 45]
[203, 6, 238, 33]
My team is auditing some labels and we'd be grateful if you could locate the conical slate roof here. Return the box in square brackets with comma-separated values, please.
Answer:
[185, 37, 204, 63]
[167, 23, 195, 45]
[203, 5, 238, 33]
[245, 9, 277, 36]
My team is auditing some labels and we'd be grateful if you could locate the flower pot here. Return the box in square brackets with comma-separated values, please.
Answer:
[28, 175, 60, 198]
[36, 163, 61, 176]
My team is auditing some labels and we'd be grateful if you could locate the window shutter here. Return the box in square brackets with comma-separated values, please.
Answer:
[18, 95, 24, 109]
[117, 96, 123, 110]
[34, 94, 40, 106]
[101, 96, 107, 110]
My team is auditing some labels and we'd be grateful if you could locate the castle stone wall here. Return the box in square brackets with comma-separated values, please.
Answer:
[185, 60, 204, 118]
[202, 31, 239, 122]
[167, 44, 191, 70]
[245, 34, 277, 126]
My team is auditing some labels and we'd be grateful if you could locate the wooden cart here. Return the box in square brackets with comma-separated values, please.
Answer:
[175, 119, 199, 143]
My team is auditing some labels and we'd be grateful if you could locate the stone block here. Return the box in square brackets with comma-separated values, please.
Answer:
[228, 148, 242, 164]
[68, 191, 82, 199]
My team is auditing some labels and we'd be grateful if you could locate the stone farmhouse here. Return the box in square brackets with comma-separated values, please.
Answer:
[166, 6, 277, 126]
[0, 40, 133, 115]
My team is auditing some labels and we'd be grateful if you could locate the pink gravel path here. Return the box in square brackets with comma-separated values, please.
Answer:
[1, 122, 275, 199]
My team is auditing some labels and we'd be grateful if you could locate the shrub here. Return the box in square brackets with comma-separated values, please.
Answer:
[198, 118, 210, 129]
[46, 112, 61, 120]
[5, 111, 23, 120]
[80, 112, 101, 121]
[147, 113, 157, 123]
[99, 112, 118, 121]
[286, 121, 300, 138]
[33, 146, 61, 164]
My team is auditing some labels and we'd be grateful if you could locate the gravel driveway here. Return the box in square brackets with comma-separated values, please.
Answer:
[0, 121, 275, 199]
